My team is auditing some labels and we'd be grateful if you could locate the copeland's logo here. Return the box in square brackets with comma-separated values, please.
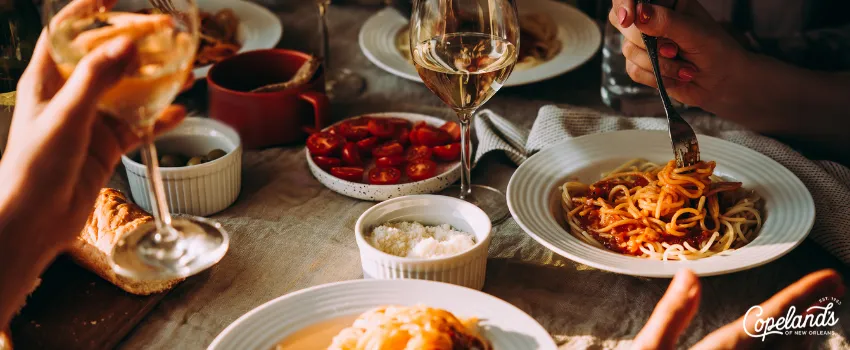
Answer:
[743, 297, 841, 341]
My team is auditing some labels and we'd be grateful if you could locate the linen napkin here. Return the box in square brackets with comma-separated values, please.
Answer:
[474, 105, 850, 264]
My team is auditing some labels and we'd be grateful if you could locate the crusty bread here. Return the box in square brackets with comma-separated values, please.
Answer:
[68, 189, 182, 295]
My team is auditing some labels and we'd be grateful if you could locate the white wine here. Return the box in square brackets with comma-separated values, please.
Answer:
[49, 12, 195, 128]
[412, 33, 517, 112]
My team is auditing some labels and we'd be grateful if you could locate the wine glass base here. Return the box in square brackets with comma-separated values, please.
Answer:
[438, 184, 511, 224]
[110, 216, 230, 281]
[326, 69, 366, 101]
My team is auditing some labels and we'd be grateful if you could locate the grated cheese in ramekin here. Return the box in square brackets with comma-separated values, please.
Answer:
[368, 222, 476, 259]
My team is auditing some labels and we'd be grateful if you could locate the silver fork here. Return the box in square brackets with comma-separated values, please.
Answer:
[148, 0, 177, 14]
[636, 0, 700, 167]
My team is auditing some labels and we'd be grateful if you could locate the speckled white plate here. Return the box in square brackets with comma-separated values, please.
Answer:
[507, 130, 815, 278]
[306, 112, 461, 201]
[193, 0, 282, 79]
[207, 279, 557, 350]
[359, 0, 601, 86]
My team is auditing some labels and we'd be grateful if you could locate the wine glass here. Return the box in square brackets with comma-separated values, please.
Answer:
[409, 0, 519, 223]
[316, 0, 366, 100]
[44, 0, 229, 280]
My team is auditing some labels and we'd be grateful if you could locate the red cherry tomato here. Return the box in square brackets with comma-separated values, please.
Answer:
[376, 155, 407, 167]
[313, 156, 341, 170]
[367, 118, 396, 138]
[432, 142, 461, 162]
[406, 159, 438, 181]
[330, 167, 365, 182]
[306, 132, 344, 156]
[356, 136, 380, 155]
[406, 145, 432, 162]
[440, 122, 461, 142]
[387, 117, 413, 129]
[409, 121, 428, 145]
[415, 126, 451, 147]
[394, 127, 411, 146]
[368, 167, 402, 185]
[341, 142, 363, 166]
[338, 118, 371, 141]
[372, 141, 405, 158]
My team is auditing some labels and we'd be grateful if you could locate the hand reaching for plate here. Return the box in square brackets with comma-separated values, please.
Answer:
[632, 269, 845, 350]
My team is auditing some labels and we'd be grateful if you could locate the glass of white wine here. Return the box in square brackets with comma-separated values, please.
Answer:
[44, 0, 229, 281]
[409, 0, 519, 223]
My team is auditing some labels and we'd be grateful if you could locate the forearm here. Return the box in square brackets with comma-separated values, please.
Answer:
[712, 54, 850, 161]
[0, 182, 58, 328]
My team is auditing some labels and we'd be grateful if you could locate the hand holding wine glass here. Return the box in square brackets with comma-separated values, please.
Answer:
[410, 0, 519, 223]
[44, 0, 229, 281]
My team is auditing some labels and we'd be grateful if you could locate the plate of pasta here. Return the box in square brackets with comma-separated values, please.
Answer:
[207, 279, 556, 350]
[507, 130, 814, 277]
[192, 0, 282, 79]
[359, 0, 600, 86]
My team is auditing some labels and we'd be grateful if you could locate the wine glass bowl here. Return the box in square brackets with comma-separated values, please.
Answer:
[409, 0, 519, 223]
[43, 0, 229, 281]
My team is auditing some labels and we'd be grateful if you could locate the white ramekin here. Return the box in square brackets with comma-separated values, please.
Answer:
[355, 195, 492, 290]
[122, 117, 242, 217]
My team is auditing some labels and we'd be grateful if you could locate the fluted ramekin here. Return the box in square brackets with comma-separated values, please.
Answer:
[355, 195, 492, 290]
[122, 117, 242, 217]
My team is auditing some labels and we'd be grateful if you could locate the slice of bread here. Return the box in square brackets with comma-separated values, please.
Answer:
[67, 189, 182, 295]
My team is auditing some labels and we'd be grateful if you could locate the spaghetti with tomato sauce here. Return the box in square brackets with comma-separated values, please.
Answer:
[561, 159, 763, 260]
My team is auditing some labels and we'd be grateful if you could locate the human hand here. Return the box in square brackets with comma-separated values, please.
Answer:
[632, 269, 845, 350]
[0, 31, 185, 257]
[608, 0, 753, 110]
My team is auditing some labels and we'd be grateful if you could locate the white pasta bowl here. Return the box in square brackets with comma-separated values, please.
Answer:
[355, 195, 492, 290]
[122, 117, 242, 217]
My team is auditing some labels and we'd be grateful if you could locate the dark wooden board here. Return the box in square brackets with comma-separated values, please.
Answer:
[10, 256, 169, 350]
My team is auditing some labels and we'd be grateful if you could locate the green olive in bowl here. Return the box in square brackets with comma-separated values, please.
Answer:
[187, 156, 207, 166]
[160, 154, 187, 167]
[207, 149, 227, 161]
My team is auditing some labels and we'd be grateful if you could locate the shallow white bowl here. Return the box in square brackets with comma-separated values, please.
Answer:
[207, 279, 557, 350]
[507, 130, 815, 277]
[122, 117, 242, 217]
[355, 195, 492, 290]
[306, 112, 461, 201]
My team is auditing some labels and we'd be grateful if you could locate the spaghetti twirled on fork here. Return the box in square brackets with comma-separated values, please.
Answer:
[561, 159, 763, 260]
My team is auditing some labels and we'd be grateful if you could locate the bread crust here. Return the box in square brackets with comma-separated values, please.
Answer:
[68, 189, 182, 295]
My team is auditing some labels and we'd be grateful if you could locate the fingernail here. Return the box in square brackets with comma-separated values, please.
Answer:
[671, 269, 692, 292]
[687, 284, 700, 300]
[678, 67, 696, 81]
[617, 7, 627, 25]
[637, 3, 652, 24]
[660, 43, 678, 58]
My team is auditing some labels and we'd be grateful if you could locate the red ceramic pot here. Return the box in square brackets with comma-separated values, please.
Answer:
[207, 49, 329, 149]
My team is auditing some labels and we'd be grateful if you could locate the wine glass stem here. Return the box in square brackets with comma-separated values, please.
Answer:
[139, 142, 178, 243]
[317, 2, 331, 77]
[456, 110, 474, 199]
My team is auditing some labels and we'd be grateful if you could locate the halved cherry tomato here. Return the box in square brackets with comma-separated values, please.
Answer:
[338, 118, 371, 141]
[367, 118, 396, 138]
[368, 167, 402, 185]
[406, 159, 438, 181]
[432, 142, 461, 162]
[356, 136, 380, 156]
[307, 132, 344, 156]
[394, 127, 411, 146]
[406, 145, 432, 161]
[415, 126, 451, 147]
[440, 122, 461, 142]
[372, 141, 405, 158]
[341, 142, 363, 166]
[326, 125, 341, 136]
[330, 167, 365, 182]
[376, 155, 407, 167]
[387, 117, 413, 129]
[313, 156, 341, 170]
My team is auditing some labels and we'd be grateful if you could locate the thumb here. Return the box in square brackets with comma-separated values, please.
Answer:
[632, 269, 701, 350]
[45, 36, 135, 127]
[634, 2, 710, 51]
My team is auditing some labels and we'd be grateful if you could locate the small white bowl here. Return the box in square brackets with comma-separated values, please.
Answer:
[306, 112, 461, 201]
[122, 117, 242, 217]
[355, 195, 492, 290]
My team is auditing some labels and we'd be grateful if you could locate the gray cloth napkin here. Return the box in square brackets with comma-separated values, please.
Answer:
[474, 105, 850, 264]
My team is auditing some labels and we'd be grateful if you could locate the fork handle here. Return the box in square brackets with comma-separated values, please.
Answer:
[640, 33, 677, 117]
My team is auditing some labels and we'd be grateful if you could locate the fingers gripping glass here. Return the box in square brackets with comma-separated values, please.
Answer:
[44, 0, 229, 281]
[409, 0, 520, 223]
